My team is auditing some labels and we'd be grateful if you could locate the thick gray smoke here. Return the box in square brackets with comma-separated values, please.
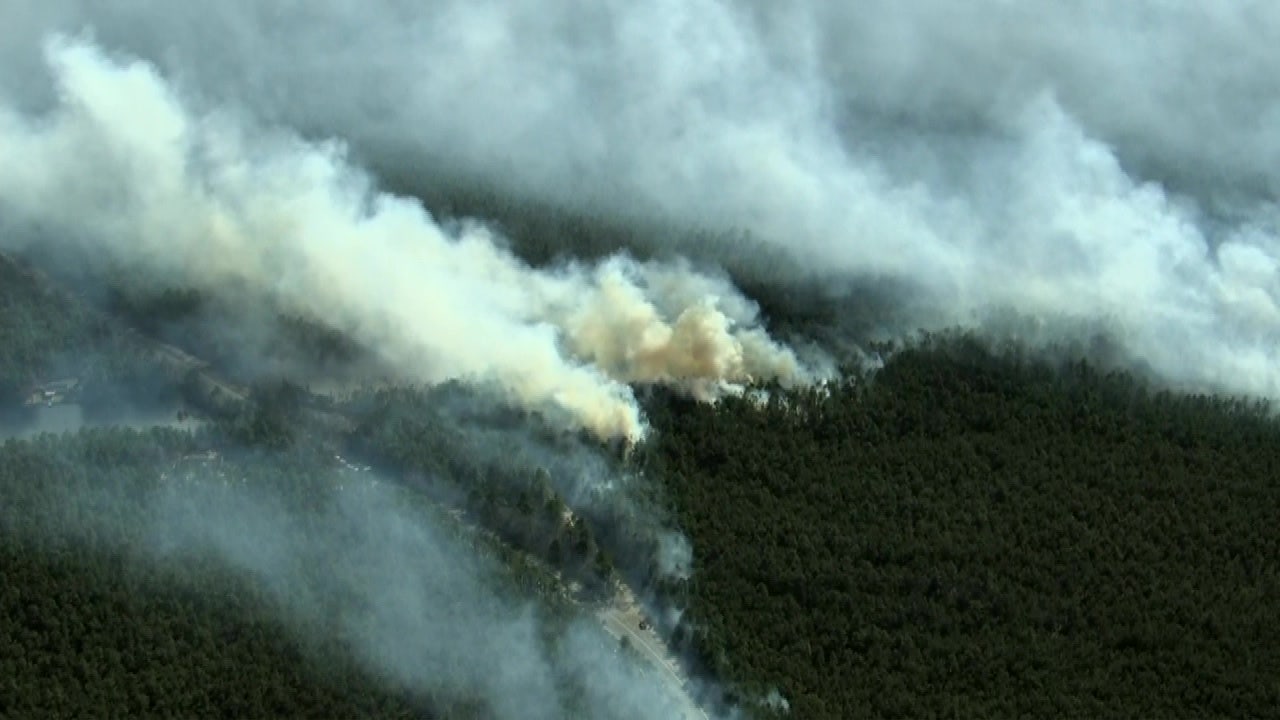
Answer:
[0, 37, 818, 442]
[3, 1, 1277, 400]
[3, 4, 1278, 716]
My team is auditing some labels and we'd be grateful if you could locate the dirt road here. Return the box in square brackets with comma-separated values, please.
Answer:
[597, 589, 709, 720]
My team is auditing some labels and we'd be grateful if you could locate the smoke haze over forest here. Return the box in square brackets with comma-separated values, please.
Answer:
[2, 3, 1279, 718]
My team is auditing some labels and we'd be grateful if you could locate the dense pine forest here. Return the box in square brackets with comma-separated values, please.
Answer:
[4, 237, 1280, 718]
[641, 336, 1280, 718]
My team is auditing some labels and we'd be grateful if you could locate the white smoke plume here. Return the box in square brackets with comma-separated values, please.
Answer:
[0, 36, 818, 442]
[3, 2, 1276, 402]
[764, 688, 791, 714]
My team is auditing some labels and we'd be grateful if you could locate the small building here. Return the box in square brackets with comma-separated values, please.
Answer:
[24, 378, 81, 407]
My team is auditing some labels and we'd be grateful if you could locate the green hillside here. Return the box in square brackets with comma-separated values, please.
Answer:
[641, 334, 1280, 718]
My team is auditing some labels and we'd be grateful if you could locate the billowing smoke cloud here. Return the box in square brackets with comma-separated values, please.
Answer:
[3, 1, 1276, 402]
[3, 5, 1279, 715]
[0, 36, 817, 442]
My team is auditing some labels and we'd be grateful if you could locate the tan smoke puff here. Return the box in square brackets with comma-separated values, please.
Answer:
[551, 258, 808, 400]
[0, 35, 822, 442]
